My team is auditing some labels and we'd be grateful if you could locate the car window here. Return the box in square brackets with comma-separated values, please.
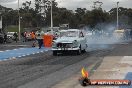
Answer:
[60, 31, 78, 37]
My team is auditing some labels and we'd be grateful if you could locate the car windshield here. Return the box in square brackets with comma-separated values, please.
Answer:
[7, 32, 14, 35]
[60, 31, 78, 37]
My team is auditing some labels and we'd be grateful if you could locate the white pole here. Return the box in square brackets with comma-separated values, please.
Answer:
[18, 0, 21, 40]
[0, 16, 2, 29]
[51, 0, 53, 35]
[117, 2, 119, 30]
[0, 11, 3, 30]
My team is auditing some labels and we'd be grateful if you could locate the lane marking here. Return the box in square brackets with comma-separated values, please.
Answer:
[0, 47, 51, 60]
[26, 54, 30, 56]
[3, 59, 8, 61]
[22, 55, 26, 57]
[2, 45, 29, 47]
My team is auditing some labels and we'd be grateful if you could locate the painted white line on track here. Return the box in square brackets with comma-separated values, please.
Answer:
[13, 49, 17, 50]
[13, 48, 24, 50]
[10, 58, 16, 60]
[27, 54, 30, 56]
[3, 59, 8, 61]
[22, 55, 26, 57]
[10, 57, 16, 59]
[3, 45, 29, 47]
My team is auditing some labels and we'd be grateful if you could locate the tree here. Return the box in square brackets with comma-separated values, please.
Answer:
[109, 7, 132, 28]
[2, 1, 132, 31]
[22, 1, 31, 12]
[21, 1, 32, 27]
[83, 9, 110, 28]
[35, 0, 50, 17]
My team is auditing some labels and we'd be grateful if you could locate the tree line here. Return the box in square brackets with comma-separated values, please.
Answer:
[0, 0, 132, 31]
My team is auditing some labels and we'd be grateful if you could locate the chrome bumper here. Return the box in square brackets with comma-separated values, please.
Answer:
[52, 47, 79, 51]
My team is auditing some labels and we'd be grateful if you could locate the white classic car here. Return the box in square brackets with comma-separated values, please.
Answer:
[52, 29, 87, 55]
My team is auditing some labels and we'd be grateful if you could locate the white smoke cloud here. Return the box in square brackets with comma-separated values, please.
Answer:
[85, 23, 131, 51]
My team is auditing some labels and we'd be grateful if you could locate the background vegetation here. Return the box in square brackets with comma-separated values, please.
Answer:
[0, 0, 132, 32]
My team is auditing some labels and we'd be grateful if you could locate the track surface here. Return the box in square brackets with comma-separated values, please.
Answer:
[0, 41, 131, 88]
[0, 47, 50, 60]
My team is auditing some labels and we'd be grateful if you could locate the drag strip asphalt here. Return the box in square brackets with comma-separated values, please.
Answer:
[0, 45, 113, 88]
[0, 42, 131, 88]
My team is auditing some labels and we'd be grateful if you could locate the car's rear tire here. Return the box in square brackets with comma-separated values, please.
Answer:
[53, 51, 57, 56]
[82, 44, 87, 53]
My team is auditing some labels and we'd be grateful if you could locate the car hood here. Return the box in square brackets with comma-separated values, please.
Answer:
[55, 37, 78, 43]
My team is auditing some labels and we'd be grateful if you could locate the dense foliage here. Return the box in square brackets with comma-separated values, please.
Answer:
[0, 0, 132, 31]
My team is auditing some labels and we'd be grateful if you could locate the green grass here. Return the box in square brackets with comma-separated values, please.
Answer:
[6, 25, 24, 32]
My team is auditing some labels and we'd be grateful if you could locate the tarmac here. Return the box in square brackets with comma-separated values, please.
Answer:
[51, 56, 132, 88]
[0, 40, 132, 88]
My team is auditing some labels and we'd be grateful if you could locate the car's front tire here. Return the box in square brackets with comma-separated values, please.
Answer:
[82, 44, 87, 53]
[53, 51, 57, 56]
[76, 45, 82, 55]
